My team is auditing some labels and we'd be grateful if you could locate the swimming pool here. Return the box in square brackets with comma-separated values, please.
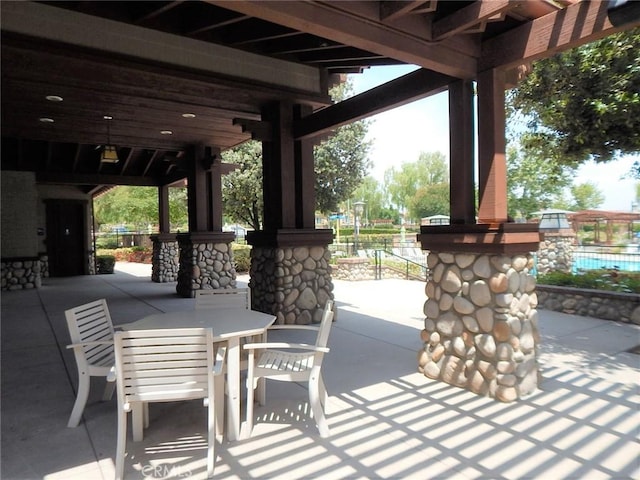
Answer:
[573, 254, 640, 272]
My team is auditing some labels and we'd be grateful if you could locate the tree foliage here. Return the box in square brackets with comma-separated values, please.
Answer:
[409, 183, 450, 219]
[383, 151, 448, 218]
[314, 80, 372, 213]
[506, 144, 574, 219]
[508, 29, 640, 169]
[221, 140, 263, 230]
[93, 186, 188, 231]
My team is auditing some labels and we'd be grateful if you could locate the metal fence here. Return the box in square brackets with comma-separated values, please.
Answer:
[572, 244, 640, 272]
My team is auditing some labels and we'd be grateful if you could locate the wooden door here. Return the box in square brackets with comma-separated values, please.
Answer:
[46, 200, 87, 277]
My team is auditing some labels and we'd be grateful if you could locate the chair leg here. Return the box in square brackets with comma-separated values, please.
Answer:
[102, 379, 116, 401]
[319, 374, 328, 409]
[207, 394, 215, 478]
[67, 372, 90, 428]
[132, 403, 145, 442]
[245, 365, 255, 436]
[309, 374, 329, 438]
[214, 374, 224, 436]
[115, 408, 128, 480]
[256, 377, 266, 406]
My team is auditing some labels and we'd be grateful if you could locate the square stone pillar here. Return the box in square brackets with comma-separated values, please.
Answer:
[418, 223, 542, 402]
[176, 232, 236, 297]
[247, 229, 334, 324]
[150, 233, 179, 283]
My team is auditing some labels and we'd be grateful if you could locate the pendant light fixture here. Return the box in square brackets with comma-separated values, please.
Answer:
[100, 115, 119, 164]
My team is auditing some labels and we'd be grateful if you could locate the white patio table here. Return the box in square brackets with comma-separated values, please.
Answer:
[123, 307, 276, 441]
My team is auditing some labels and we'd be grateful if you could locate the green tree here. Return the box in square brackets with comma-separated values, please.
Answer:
[221, 140, 264, 230]
[409, 183, 450, 219]
[567, 182, 605, 211]
[314, 80, 372, 213]
[506, 144, 574, 219]
[93, 186, 189, 231]
[351, 176, 396, 222]
[384, 151, 448, 218]
[509, 29, 640, 171]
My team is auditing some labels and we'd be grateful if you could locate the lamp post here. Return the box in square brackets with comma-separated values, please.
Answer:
[354, 201, 365, 253]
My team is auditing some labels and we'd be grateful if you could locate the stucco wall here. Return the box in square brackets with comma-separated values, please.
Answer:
[1, 171, 39, 257]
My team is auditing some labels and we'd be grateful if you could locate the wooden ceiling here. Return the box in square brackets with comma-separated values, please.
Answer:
[1, 0, 631, 194]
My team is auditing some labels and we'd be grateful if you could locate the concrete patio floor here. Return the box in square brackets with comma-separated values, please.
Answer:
[1, 262, 639, 480]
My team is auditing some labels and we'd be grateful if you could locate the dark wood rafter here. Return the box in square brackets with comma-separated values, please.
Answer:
[119, 148, 135, 175]
[432, 0, 522, 40]
[232, 119, 273, 141]
[294, 68, 453, 140]
[480, 0, 640, 72]
[208, 0, 477, 78]
[379, 1, 436, 22]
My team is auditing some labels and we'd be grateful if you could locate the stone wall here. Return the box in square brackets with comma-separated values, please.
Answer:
[176, 238, 236, 297]
[332, 257, 423, 281]
[418, 251, 539, 402]
[537, 284, 640, 325]
[250, 245, 333, 325]
[1, 258, 42, 290]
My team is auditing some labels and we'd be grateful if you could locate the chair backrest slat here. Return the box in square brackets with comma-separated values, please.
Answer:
[316, 300, 335, 349]
[65, 299, 115, 363]
[194, 288, 250, 310]
[115, 328, 214, 403]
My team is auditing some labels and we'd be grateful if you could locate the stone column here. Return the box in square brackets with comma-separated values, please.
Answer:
[248, 230, 334, 324]
[150, 233, 179, 283]
[176, 232, 236, 297]
[418, 224, 541, 402]
[536, 229, 577, 275]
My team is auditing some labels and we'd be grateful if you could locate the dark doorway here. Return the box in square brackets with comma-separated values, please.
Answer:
[45, 200, 87, 277]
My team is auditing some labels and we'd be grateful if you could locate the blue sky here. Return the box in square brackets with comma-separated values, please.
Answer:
[348, 66, 638, 212]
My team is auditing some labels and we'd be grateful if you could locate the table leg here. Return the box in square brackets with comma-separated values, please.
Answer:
[226, 337, 241, 441]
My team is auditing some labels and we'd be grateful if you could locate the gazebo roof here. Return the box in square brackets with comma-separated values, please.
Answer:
[569, 209, 640, 223]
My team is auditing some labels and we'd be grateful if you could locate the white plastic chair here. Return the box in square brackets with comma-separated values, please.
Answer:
[65, 299, 116, 428]
[243, 300, 335, 438]
[194, 287, 250, 310]
[113, 328, 225, 480]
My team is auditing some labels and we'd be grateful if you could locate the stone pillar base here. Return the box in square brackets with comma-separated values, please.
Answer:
[176, 232, 236, 298]
[418, 251, 540, 402]
[247, 229, 334, 324]
[418, 224, 541, 402]
[151, 234, 179, 283]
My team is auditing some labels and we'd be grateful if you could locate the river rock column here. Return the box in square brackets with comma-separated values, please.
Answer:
[536, 229, 576, 275]
[250, 245, 333, 324]
[150, 234, 179, 283]
[418, 251, 540, 402]
[175, 232, 236, 297]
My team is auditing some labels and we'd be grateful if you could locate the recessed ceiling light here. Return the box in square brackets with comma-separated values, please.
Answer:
[45, 95, 63, 102]
[160, 130, 173, 135]
[103, 115, 113, 120]
[39, 117, 54, 123]
[182, 113, 196, 118]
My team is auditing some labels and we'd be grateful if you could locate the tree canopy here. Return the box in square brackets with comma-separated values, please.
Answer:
[314, 80, 372, 213]
[221, 140, 264, 230]
[383, 151, 449, 220]
[508, 29, 640, 169]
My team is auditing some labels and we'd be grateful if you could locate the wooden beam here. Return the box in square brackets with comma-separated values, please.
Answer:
[35, 172, 160, 187]
[433, 0, 520, 40]
[233, 118, 273, 141]
[294, 68, 453, 140]
[476, 69, 508, 224]
[380, 1, 430, 22]
[208, 0, 476, 78]
[480, 0, 640, 72]
[448, 80, 476, 225]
